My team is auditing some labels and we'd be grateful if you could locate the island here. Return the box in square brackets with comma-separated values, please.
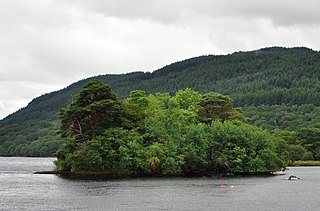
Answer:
[50, 80, 288, 177]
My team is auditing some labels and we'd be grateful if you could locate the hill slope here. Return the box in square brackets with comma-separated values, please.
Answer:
[1, 47, 320, 156]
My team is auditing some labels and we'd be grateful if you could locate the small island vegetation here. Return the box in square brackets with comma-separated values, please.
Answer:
[55, 80, 288, 176]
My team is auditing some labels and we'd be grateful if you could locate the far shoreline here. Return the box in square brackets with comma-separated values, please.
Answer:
[289, 160, 320, 166]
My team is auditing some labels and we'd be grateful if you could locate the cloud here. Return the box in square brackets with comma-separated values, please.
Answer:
[0, 0, 320, 119]
[70, 0, 320, 26]
[0, 101, 25, 121]
[0, 80, 63, 120]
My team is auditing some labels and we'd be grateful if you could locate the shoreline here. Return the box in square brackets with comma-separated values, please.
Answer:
[34, 170, 281, 179]
[289, 160, 320, 166]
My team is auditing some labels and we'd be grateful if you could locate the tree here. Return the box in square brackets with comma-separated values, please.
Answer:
[59, 80, 121, 142]
[296, 128, 320, 159]
[125, 90, 149, 109]
[209, 121, 286, 173]
[288, 145, 306, 163]
[197, 92, 245, 124]
[168, 88, 201, 112]
[120, 101, 145, 131]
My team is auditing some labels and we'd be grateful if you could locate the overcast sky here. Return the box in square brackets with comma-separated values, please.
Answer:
[1, 0, 320, 120]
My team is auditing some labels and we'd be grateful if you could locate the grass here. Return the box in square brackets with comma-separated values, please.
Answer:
[290, 160, 320, 166]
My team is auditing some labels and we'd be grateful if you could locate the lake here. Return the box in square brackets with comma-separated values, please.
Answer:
[0, 157, 320, 210]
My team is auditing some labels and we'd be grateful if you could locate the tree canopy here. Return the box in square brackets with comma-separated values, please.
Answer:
[55, 81, 287, 176]
[59, 80, 121, 141]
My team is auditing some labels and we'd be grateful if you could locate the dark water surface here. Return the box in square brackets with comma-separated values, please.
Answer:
[1, 157, 320, 210]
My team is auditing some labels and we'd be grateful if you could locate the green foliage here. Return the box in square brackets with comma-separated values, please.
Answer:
[198, 92, 245, 124]
[55, 82, 288, 175]
[126, 90, 149, 109]
[169, 88, 201, 112]
[0, 120, 61, 157]
[59, 80, 122, 141]
[245, 104, 320, 131]
[56, 127, 146, 173]
[181, 124, 210, 174]
[302, 151, 314, 161]
[120, 101, 145, 131]
[296, 128, 320, 159]
[20, 139, 63, 157]
[288, 145, 306, 163]
[208, 121, 285, 173]
[273, 128, 320, 162]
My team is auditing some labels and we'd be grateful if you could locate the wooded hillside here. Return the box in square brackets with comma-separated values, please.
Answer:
[1, 47, 320, 157]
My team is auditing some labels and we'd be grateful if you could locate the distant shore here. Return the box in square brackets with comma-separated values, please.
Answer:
[289, 160, 320, 166]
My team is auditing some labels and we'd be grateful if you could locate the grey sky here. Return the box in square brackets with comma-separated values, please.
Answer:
[1, 0, 320, 120]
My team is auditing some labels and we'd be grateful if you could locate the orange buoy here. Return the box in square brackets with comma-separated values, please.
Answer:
[220, 185, 226, 188]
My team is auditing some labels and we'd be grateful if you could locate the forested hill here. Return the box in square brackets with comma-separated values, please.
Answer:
[1, 46, 320, 156]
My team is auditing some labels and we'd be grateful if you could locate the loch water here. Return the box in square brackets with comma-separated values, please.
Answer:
[1, 157, 320, 211]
